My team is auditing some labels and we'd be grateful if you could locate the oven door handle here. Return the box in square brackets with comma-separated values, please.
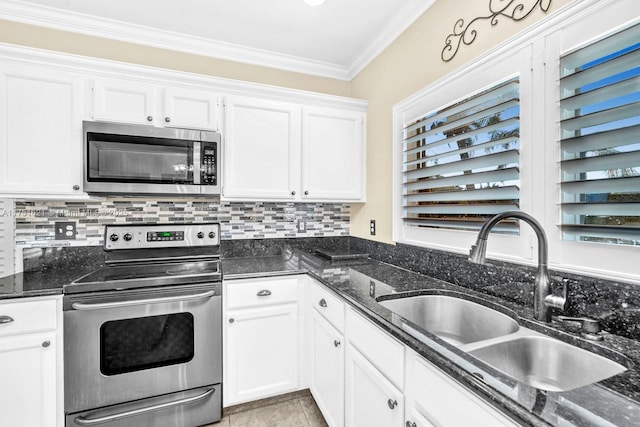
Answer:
[73, 387, 215, 425]
[71, 290, 216, 311]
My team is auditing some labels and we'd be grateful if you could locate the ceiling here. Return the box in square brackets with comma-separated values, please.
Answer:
[0, 0, 436, 80]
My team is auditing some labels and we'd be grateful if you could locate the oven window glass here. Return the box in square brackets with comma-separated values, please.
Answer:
[100, 313, 194, 376]
[87, 134, 194, 184]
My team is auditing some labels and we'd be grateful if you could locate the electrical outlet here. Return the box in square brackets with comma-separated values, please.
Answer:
[55, 221, 76, 240]
[297, 219, 306, 233]
[369, 280, 376, 297]
[370, 219, 376, 236]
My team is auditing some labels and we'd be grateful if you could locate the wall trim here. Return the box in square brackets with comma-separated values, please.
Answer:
[0, 0, 436, 82]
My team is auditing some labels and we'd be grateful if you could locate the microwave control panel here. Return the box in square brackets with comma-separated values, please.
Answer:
[202, 143, 217, 185]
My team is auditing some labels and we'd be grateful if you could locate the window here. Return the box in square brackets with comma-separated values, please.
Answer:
[394, 0, 639, 282]
[402, 77, 520, 234]
[559, 22, 640, 246]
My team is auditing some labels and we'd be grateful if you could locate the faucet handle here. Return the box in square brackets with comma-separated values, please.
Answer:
[544, 278, 569, 312]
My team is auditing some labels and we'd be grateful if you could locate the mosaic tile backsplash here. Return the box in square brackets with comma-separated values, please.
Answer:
[12, 199, 350, 247]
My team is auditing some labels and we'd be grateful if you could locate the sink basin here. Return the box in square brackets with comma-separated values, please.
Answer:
[468, 335, 628, 392]
[378, 294, 519, 346]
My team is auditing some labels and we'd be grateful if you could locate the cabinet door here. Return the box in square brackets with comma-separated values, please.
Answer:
[223, 96, 301, 200]
[311, 311, 344, 427]
[345, 344, 403, 427]
[0, 66, 84, 196]
[225, 303, 299, 405]
[0, 332, 57, 427]
[92, 77, 157, 125]
[404, 350, 516, 427]
[302, 107, 365, 201]
[163, 87, 219, 130]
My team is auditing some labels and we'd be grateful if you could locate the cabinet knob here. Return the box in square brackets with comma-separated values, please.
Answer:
[406, 422, 417, 427]
[319, 299, 327, 308]
[304, 190, 309, 195]
[146, 116, 153, 122]
[334, 340, 341, 347]
[291, 191, 296, 196]
[257, 289, 272, 297]
[73, 185, 80, 191]
[165, 117, 171, 123]
[0, 315, 14, 324]
[387, 399, 398, 410]
[42, 340, 51, 348]
[228, 318, 235, 324]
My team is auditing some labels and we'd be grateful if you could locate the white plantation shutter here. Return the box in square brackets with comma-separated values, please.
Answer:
[402, 77, 521, 233]
[559, 22, 640, 246]
[0, 199, 14, 277]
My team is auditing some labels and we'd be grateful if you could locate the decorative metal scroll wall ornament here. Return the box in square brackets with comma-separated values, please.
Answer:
[441, 0, 552, 62]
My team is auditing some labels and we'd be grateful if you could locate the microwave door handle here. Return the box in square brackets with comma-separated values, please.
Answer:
[193, 140, 201, 185]
[73, 387, 215, 425]
[71, 290, 215, 311]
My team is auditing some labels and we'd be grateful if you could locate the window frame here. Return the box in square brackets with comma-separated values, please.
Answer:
[393, 0, 640, 283]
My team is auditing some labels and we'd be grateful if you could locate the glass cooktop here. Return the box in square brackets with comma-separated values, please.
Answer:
[66, 260, 221, 294]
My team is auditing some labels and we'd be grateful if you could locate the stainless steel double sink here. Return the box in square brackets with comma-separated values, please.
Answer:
[378, 292, 628, 392]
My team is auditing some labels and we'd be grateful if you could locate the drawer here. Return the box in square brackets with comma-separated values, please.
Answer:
[226, 276, 300, 310]
[309, 279, 345, 333]
[0, 298, 57, 336]
[346, 306, 404, 389]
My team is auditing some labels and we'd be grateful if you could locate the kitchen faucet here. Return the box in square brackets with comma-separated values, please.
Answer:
[468, 211, 567, 322]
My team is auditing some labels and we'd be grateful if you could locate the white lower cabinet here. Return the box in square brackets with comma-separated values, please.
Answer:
[223, 276, 302, 406]
[0, 296, 63, 427]
[224, 276, 517, 426]
[344, 307, 405, 427]
[404, 349, 517, 427]
[345, 344, 404, 427]
[310, 308, 344, 427]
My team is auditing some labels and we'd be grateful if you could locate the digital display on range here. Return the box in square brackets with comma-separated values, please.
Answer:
[147, 231, 185, 242]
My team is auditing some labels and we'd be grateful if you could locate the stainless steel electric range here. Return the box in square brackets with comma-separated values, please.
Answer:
[63, 223, 222, 427]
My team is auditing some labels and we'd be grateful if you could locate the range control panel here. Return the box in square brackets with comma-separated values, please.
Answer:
[104, 223, 220, 250]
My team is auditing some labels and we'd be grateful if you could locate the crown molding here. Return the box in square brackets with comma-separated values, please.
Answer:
[0, 0, 351, 80]
[0, 0, 436, 82]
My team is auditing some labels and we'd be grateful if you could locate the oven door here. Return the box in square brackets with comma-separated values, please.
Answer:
[63, 283, 221, 415]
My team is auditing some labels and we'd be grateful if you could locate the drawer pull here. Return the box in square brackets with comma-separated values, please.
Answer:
[319, 299, 327, 308]
[406, 422, 417, 427]
[387, 399, 398, 410]
[257, 290, 272, 297]
[42, 341, 51, 348]
[229, 318, 235, 324]
[0, 315, 14, 324]
[334, 340, 341, 347]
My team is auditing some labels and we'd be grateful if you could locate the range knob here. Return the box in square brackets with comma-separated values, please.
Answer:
[197, 232, 205, 239]
[208, 231, 216, 239]
[109, 234, 119, 242]
[123, 233, 133, 242]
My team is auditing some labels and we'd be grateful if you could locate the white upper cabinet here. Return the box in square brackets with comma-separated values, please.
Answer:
[92, 77, 156, 125]
[223, 95, 302, 200]
[92, 77, 220, 130]
[302, 107, 365, 201]
[223, 99, 366, 202]
[0, 63, 84, 197]
[163, 87, 219, 130]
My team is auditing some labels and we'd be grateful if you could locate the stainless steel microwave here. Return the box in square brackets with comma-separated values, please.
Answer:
[83, 121, 221, 196]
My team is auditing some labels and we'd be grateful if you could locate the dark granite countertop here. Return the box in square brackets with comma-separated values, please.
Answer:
[0, 247, 106, 300]
[222, 251, 640, 427]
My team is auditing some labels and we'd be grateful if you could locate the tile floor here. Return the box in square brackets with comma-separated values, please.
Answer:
[205, 390, 328, 427]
